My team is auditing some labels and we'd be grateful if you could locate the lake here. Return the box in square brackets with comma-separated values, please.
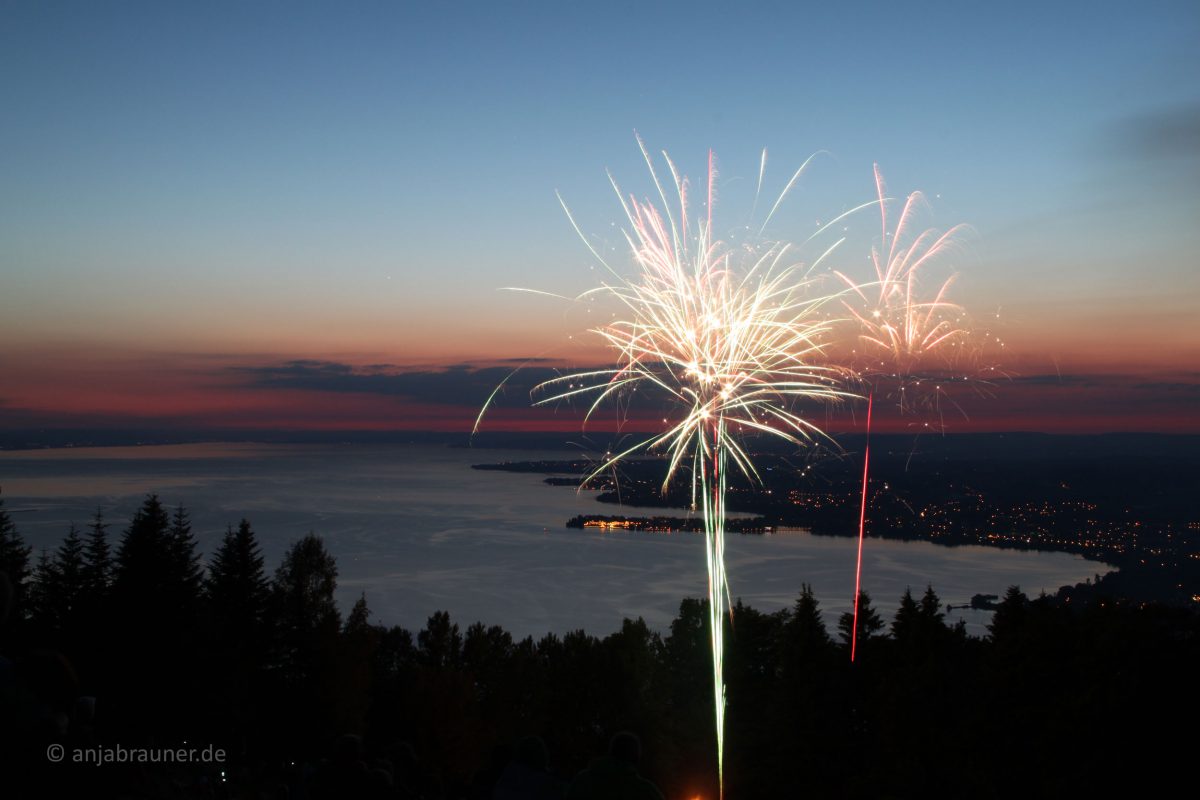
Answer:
[0, 443, 1110, 637]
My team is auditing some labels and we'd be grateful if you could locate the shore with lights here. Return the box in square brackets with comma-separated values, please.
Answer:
[473, 446, 1199, 610]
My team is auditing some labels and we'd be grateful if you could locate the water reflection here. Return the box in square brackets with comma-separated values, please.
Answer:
[0, 443, 1109, 637]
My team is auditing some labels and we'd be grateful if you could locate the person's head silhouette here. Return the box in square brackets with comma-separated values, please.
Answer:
[609, 731, 641, 766]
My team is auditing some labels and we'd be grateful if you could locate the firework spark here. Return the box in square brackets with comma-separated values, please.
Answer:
[528, 140, 857, 796]
[836, 165, 970, 661]
[836, 165, 969, 380]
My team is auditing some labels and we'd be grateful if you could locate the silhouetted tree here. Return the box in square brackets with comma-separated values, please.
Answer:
[4, 499, 1198, 800]
[0, 488, 31, 620]
[198, 519, 273, 739]
[272, 531, 340, 685]
[273, 531, 339, 629]
[374, 624, 417, 679]
[892, 587, 920, 643]
[786, 583, 831, 654]
[365, 623, 418, 745]
[269, 533, 342, 740]
[658, 599, 715, 794]
[110, 496, 206, 734]
[663, 598, 708, 692]
[335, 593, 378, 734]
[55, 524, 86, 610]
[606, 617, 662, 689]
[114, 496, 204, 627]
[777, 585, 835, 698]
[767, 582, 840, 795]
[113, 494, 173, 600]
[463, 621, 515, 712]
[80, 509, 112, 602]
[918, 584, 944, 625]
[29, 549, 60, 629]
[344, 594, 370, 633]
[205, 519, 270, 643]
[914, 584, 952, 646]
[988, 585, 1029, 641]
[419, 610, 463, 669]
[169, 504, 204, 600]
[68, 509, 115, 681]
[31, 525, 87, 636]
[601, 617, 664, 741]
[540, 628, 605, 764]
[728, 599, 782, 682]
[838, 590, 885, 650]
[725, 600, 789, 798]
[411, 610, 491, 789]
[463, 621, 514, 676]
[274, 532, 340, 638]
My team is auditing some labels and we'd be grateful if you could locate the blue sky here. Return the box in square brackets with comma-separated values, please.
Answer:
[0, 1, 1197, 430]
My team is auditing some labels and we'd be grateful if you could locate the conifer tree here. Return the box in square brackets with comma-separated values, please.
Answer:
[0, 487, 32, 618]
[55, 524, 86, 623]
[114, 496, 202, 612]
[892, 587, 920, 643]
[919, 584, 944, 625]
[58, 522, 85, 591]
[344, 593, 372, 635]
[205, 519, 269, 643]
[169, 504, 204, 599]
[81, 508, 112, 602]
[113, 494, 206, 649]
[794, 583, 829, 637]
[917, 584, 949, 644]
[114, 494, 172, 598]
[988, 585, 1029, 641]
[30, 548, 61, 629]
[110, 497, 207, 734]
[335, 592, 377, 734]
[838, 590, 885, 649]
[786, 583, 831, 655]
[29, 525, 87, 635]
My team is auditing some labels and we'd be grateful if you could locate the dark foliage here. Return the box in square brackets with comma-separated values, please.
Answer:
[0, 487, 32, 622]
[2, 496, 1196, 799]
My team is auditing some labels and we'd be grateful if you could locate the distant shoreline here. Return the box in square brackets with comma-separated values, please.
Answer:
[3, 429, 1198, 454]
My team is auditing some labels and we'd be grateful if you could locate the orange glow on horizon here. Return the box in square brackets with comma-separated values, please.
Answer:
[0, 343, 1196, 435]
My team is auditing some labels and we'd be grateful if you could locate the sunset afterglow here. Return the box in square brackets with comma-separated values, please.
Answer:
[1, 3, 1196, 436]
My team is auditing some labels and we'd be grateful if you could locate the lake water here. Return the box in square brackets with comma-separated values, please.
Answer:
[0, 443, 1110, 638]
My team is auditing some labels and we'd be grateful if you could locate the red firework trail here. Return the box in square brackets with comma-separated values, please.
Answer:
[851, 390, 873, 663]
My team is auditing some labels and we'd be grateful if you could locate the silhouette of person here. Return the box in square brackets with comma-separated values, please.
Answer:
[566, 731, 664, 800]
[492, 735, 563, 799]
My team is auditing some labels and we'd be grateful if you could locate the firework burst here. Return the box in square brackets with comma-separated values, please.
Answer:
[835, 165, 971, 661]
[531, 140, 860, 796]
[836, 165, 970, 382]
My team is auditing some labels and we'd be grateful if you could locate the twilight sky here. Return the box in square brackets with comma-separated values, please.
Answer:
[2, 1, 1197, 434]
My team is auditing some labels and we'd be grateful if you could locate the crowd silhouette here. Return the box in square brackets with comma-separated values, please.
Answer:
[1, 490, 1195, 798]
